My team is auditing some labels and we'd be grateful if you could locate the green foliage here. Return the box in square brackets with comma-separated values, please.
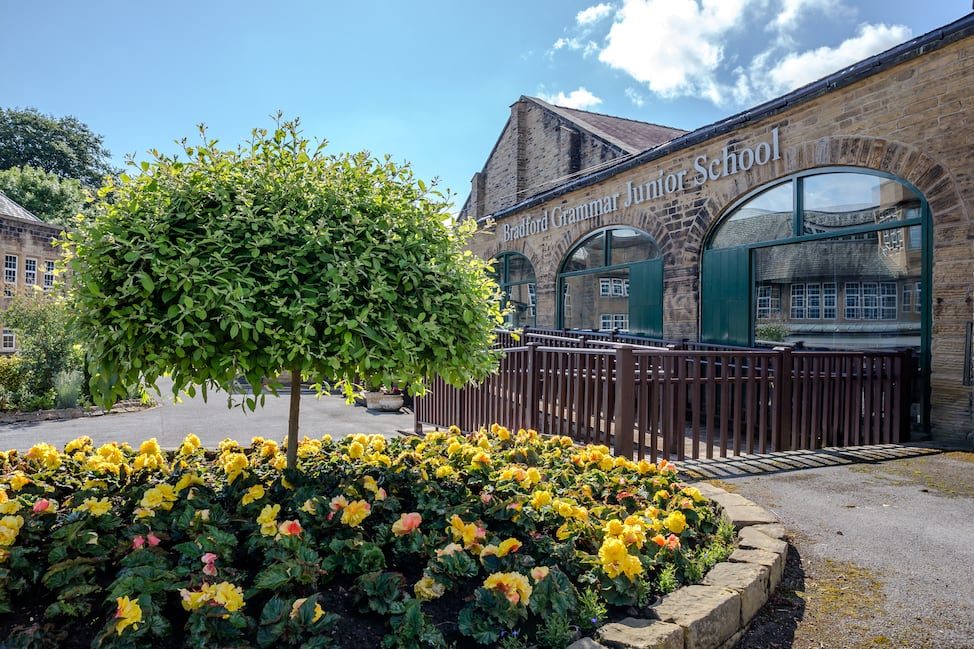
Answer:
[536, 612, 574, 649]
[354, 570, 406, 615]
[755, 321, 788, 342]
[3, 289, 81, 407]
[382, 599, 446, 649]
[54, 370, 82, 408]
[0, 107, 114, 187]
[0, 355, 24, 410]
[656, 563, 679, 594]
[577, 586, 607, 633]
[64, 115, 504, 428]
[0, 165, 88, 225]
[256, 595, 338, 648]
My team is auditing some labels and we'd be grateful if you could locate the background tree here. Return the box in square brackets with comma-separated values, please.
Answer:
[0, 165, 88, 225]
[64, 117, 503, 468]
[0, 107, 114, 187]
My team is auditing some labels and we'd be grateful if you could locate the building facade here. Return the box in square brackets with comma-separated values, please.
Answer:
[0, 192, 65, 353]
[463, 14, 974, 445]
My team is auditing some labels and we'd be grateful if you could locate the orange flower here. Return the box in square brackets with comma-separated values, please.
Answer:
[278, 520, 302, 537]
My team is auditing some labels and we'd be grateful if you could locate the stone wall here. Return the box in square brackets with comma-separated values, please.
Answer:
[0, 215, 65, 349]
[470, 36, 974, 442]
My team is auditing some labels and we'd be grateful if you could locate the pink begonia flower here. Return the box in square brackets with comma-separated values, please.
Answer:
[201, 552, 218, 576]
[147, 532, 161, 547]
[132, 535, 146, 550]
[391, 512, 422, 536]
[278, 520, 302, 537]
[33, 499, 51, 513]
[480, 493, 493, 505]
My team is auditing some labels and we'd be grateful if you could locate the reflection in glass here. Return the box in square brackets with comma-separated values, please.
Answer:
[710, 182, 794, 249]
[802, 173, 921, 234]
[752, 225, 921, 350]
[507, 254, 535, 284]
[610, 228, 660, 264]
[492, 252, 536, 328]
[563, 231, 606, 272]
[562, 268, 630, 331]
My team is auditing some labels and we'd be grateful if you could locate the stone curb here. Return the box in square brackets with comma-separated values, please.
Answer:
[570, 482, 786, 649]
[0, 399, 154, 425]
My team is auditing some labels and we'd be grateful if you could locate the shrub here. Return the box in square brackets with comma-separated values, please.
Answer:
[755, 321, 788, 343]
[54, 370, 83, 409]
[0, 426, 727, 648]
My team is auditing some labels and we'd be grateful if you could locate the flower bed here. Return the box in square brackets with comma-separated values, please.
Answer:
[0, 426, 734, 649]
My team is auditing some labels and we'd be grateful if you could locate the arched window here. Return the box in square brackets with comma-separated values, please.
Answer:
[701, 167, 929, 427]
[491, 252, 536, 328]
[558, 227, 663, 336]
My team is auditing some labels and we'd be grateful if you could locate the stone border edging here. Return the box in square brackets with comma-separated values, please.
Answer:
[0, 399, 154, 425]
[569, 483, 786, 649]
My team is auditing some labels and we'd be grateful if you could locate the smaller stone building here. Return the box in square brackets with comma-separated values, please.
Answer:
[0, 191, 65, 353]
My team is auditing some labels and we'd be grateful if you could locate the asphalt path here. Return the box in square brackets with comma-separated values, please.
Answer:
[727, 451, 974, 648]
[0, 378, 413, 451]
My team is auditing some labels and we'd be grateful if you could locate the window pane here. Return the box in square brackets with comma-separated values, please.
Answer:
[710, 182, 793, 249]
[505, 282, 536, 328]
[752, 225, 921, 350]
[563, 232, 606, 272]
[802, 173, 921, 234]
[610, 228, 659, 264]
[506, 254, 535, 284]
[562, 267, 629, 331]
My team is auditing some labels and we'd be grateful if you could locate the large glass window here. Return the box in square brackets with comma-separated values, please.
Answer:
[559, 228, 661, 333]
[492, 252, 536, 329]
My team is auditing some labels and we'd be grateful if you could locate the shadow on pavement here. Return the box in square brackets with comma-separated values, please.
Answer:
[735, 543, 806, 648]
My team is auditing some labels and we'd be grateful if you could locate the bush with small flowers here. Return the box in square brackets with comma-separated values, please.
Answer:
[0, 425, 731, 648]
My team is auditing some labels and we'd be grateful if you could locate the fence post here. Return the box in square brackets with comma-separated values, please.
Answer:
[898, 348, 914, 443]
[525, 342, 540, 431]
[614, 345, 636, 458]
[414, 397, 423, 434]
[774, 346, 793, 451]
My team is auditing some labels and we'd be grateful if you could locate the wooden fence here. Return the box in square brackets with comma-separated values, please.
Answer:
[415, 337, 914, 460]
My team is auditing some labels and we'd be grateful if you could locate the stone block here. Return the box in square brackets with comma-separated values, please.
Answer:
[747, 523, 786, 539]
[720, 504, 778, 530]
[568, 638, 610, 649]
[596, 617, 684, 649]
[653, 585, 741, 649]
[738, 527, 788, 556]
[702, 561, 770, 624]
[729, 548, 784, 590]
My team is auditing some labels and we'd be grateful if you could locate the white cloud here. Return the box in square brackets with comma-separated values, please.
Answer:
[768, 0, 847, 32]
[576, 3, 613, 26]
[537, 87, 604, 110]
[598, 0, 756, 105]
[625, 87, 645, 107]
[766, 23, 910, 93]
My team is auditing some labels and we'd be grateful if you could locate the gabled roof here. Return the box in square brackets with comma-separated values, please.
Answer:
[525, 96, 687, 154]
[0, 191, 42, 222]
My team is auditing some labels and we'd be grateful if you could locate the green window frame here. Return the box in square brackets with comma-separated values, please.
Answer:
[492, 252, 536, 329]
[702, 166, 932, 431]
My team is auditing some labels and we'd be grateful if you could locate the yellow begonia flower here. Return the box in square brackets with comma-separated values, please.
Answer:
[65, 436, 93, 454]
[257, 504, 281, 536]
[0, 515, 24, 546]
[180, 582, 245, 615]
[683, 486, 705, 502]
[347, 441, 364, 459]
[222, 452, 249, 483]
[530, 491, 552, 509]
[76, 497, 111, 517]
[300, 499, 317, 514]
[290, 597, 326, 622]
[341, 500, 371, 527]
[483, 572, 532, 606]
[140, 485, 177, 511]
[26, 443, 61, 470]
[448, 515, 483, 548]
[242, 484, 265, 506]
[179, 434, 201, 456]
[434, 465, 455, 479]
[664, 511, 687, 535]
[114, 596, 143, 635]
[271, 454, 287, 470]
[175, 472, 204, 493]
[0, 500, 22, 515]
[598, 537, 643, 580]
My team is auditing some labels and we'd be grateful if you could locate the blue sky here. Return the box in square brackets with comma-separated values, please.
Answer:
[1, 1, 968, 212]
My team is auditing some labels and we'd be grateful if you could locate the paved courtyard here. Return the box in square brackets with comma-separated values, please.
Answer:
[0, 379, 414, 451]
[721, 450, 974, 649]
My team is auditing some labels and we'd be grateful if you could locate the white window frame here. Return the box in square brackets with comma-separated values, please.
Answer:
[880, 282, 897, 320]
[599, 278, 611, 296]
[43, 260, 55, 289]
[24, 258, 37, 286]
[823, 283, 837, 320]
[914, 281, 921, 314]
[806, 283, 821, 319]
[4, 255, 17, 285]
[599, 313, 629, 331]
[845, 282, 861, 320]
[1, 328, 14, 351]
[902, 282, 912, 311]
[790, 284, 806, 319]
[862, 282, 880, 320]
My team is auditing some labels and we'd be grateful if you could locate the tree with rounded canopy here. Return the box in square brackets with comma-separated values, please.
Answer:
[0, 165, 89, 225]
[63, 117, 504, 468]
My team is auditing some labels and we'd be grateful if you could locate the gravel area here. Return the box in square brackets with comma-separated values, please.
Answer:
[0, 378, 413, 451]
[729, 451, 974, 649]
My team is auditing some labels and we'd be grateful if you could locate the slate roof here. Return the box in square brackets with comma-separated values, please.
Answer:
[0, 191, 42, 222]
[525, 96, 687, 154]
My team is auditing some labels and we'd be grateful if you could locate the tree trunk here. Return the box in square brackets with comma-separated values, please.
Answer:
[286, 368, 301, 470]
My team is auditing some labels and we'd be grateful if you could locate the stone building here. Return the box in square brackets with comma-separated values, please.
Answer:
[0, 191, 65, 352]
[462, 14, 974, 444]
